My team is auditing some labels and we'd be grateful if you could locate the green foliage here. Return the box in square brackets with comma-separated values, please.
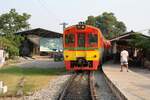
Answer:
[129, 34, 150, 52]
[0, 8, 31, 34]
[0, 8, 30, 58]
[86, 16, 96, 26]
[85, 12, 126, 39]
[0, 35, 23, 58]
[5, 34, 24, 48]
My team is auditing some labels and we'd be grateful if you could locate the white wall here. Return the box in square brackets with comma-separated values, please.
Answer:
[0, 49, 5, 67]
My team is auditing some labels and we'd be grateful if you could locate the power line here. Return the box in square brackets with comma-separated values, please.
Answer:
[36, 0, 61, 22]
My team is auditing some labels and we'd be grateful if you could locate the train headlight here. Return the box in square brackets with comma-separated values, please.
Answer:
[66, 55, 69, 58]
[93, 55, 97, 58]
[76, 22, 86, 30]
[81, 25, 85, 29]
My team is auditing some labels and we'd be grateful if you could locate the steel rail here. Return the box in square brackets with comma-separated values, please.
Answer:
[89, 71, 97, 100]
[58, 71, 97, 100]
[58, 73, 77, 100]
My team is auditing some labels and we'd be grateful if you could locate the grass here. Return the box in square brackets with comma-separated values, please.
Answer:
[0, 66, 66, 75]
[0, 66, 67, 96]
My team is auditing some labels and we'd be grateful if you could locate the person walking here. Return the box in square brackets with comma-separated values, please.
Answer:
[120, 49, 129, 72]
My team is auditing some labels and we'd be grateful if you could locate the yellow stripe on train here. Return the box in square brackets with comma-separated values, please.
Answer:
[64, 50, 101, 61]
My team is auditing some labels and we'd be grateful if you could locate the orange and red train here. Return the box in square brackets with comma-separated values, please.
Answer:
[63, 22, 110, 71]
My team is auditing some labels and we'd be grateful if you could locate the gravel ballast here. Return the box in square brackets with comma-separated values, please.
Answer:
[24, 75, 71, 100]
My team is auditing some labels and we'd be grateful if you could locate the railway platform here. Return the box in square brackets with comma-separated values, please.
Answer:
[102, 62, 150, 100]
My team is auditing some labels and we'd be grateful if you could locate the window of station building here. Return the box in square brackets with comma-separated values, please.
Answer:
[65, 33, 75, 47]
[88, 33, 98, 47]
[78, 33, 85, 47]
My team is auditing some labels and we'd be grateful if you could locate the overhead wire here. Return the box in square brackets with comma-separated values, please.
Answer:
[36, 0, 62, 22]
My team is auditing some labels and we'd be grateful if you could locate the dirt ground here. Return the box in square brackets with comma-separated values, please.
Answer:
[0, 58, 66, 98]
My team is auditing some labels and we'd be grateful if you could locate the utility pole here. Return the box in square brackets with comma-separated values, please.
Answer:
[60, 22, 68, 31]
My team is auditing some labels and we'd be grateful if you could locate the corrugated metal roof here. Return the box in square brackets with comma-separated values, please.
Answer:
[16, 28, 62, 38]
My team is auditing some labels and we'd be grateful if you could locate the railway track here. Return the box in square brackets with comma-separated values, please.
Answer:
[58, 71, 97, 100]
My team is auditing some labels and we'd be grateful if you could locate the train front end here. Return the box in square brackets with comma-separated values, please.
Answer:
[63, 23, 104, 71]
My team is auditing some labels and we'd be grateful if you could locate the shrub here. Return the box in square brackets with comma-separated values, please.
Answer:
[0, 35, 24, 58]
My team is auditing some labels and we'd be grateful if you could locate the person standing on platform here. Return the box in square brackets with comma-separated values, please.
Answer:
[120, 49, 129, 72]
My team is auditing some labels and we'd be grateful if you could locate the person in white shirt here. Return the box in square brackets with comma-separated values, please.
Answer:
[120, 49, 129, 72]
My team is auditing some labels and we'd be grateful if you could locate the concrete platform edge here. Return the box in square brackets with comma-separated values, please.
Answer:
[103, 70, 128, 100]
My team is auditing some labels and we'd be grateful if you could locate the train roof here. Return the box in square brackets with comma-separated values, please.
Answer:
[64, 25, 100, 32]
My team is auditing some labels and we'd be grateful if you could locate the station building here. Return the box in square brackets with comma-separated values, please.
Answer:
[16, 28, 63, 57]
[109, 31, 150, 68]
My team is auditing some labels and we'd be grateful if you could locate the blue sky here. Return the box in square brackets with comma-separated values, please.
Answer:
[0, 0, 150, 34]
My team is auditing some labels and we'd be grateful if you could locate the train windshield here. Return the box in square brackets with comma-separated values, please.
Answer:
[88, 33, 98, 47]
[78, 33, 85, 47]
[65, 33, 75, 47]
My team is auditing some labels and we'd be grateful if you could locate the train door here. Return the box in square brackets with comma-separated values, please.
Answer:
[75, 32, 86, 59]
[77, 33, 85, 48]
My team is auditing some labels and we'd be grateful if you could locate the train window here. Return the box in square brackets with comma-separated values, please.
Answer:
[78, 33, 85, 47]
[65, 34, 75, 46]
[88, 33, 98, 47]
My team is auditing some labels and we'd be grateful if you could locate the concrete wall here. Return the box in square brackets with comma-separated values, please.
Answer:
[0, 49, 5, 68]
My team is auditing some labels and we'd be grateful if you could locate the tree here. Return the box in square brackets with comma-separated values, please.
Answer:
[85, 16, 96, 26]
[0, 9, 31, 58]
[0, 36, 20, 58]
[130, 34, 150, 53]
[85, 12, 126, 39]
[0, 9, 31, 34]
